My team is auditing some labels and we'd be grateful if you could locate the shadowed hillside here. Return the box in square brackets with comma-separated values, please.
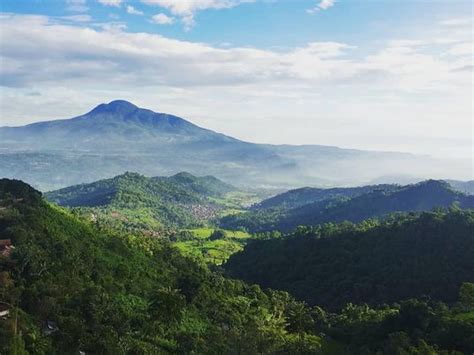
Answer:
[225, 209, 474, 310]
[220, 180, 474, 232]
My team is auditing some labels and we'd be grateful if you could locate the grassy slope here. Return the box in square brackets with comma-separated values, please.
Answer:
[174, 228, 251, 265]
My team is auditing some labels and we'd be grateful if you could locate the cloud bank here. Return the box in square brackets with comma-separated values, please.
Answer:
[0, 13, 471, 160]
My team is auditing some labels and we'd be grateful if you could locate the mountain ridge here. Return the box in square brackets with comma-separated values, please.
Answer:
[220, 179, 474, 232]
[0, 100, 468, 190]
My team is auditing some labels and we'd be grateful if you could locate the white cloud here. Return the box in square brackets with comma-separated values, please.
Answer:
[440, 18, 471, 27]
[66, 0, 88, 12]
[307, 0, 336, 14]
[0, 14, 471, 161]
[59, 14, 92, 22]
[141, 0, 255, 29]
[126, 6, 144, 15]
[1, 14, 469, 92]
[98, 0, 122, 7]
[151, 13, 175, 25]
[445, 42, 472, 56]
[318, 0, 336, 10]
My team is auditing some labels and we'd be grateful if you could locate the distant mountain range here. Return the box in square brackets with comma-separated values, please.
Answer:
[220, 180, 474, 232]
[0, 100, 469, 190]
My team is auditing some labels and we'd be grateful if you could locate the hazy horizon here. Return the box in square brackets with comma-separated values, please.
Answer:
[0, 99, 471, 163]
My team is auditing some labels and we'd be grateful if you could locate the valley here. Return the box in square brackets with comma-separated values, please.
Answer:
[1, 176, 474, 354]
[43, 172, 474, 268]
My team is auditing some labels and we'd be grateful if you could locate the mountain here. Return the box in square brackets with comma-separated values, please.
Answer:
[220, 180, 474, 232]
[446, 179, 474, 195]
[45, 171, 237, 230]
[224, 209, 474, 311]
[253, 184, 398, 210]
[0, 100, 467, 191]
[2, 179, 474, 354]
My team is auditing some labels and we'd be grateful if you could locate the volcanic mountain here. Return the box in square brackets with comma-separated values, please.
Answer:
[0, 100, 466, 190]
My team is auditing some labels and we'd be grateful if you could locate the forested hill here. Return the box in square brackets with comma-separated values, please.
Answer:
[0, 178, 315, 353]
[225, 209, 474, 310]
[45, 172, 236, 229]
[220, 180, 474, 232]
[46, 171, 234, 207]
[2, 179, 474, 354]
[253, 184, 397, 210]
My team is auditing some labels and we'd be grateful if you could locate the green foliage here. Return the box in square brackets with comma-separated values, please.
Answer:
[172, 228, 251, 265]
[220, 180, 474, 233]
[254, 184, 397, 210]
[209, 229, 227, 241]
[2, 179, 473, 354]
[0, 179, 313, 353]
[46, 172, 242, 232]
[456, 283, 474, 312]
[225, 209, 474, 310]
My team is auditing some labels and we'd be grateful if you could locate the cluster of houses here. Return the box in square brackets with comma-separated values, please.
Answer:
[0, 240, 14, 320]
[0, 239, 14, 259]
[0, 304, 9, 320]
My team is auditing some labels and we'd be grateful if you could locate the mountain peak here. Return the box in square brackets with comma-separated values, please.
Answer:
[172, 172, 197, 180]
[89, 100, 139, 115]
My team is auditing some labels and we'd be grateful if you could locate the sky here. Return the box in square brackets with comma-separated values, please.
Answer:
[0, 0, 472, 161]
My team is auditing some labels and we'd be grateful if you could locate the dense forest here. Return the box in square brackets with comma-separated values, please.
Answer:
[253, 184, 397, 210]
[225, 209, 474, 310]
[1, 179, 317, 353]
[1, 179, 474, 354]
[220, 180, 474, 232]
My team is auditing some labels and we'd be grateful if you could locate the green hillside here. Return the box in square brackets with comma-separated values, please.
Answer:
[253, 184, 397, 210]
[172, 228, 252, 265]
[225, 209, 474, 310]
[0, 178, 319, 353]
[2, 179, 474, 354]
[45, 172, 240, 231]
[220, 180, 474, 232]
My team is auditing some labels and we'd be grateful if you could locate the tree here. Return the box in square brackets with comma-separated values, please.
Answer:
[456, 283, 474, 312]
[209, 229, 227, 241]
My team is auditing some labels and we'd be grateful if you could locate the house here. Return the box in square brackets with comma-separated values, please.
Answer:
[0, 239, 14, 258]
[0, 304, 10, 319]
[43, 320, 59, 335]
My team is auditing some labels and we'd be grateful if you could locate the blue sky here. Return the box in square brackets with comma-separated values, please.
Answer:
[0, 0, 472, 165]
[2, 1, 470, 47]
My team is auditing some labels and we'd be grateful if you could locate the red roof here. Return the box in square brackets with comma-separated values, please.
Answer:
[0, 239, 12, 247]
